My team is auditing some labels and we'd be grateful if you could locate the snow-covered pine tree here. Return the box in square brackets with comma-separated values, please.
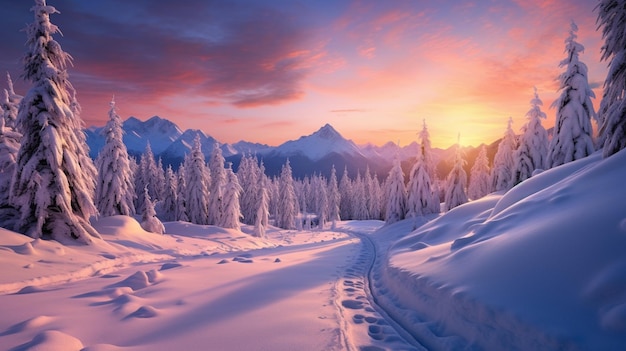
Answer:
[548, 21, 596, 167]
[159, 165, 177, 221]
[513, 88, 549, 184]
[253, 161, 269, 238]
[237, 154, 259, 225]
[276, 159, 297, 230]
[94, 98, 135, 217]
[2, 73, 22, 130]
[420, 119, 439, 195]
[0, 111, 21, 220]
[596, 0, 626, 157]
[468, 145, 491, 200]
[385, 155, 407, 224]
[338, 166, 352, 220]
[352, 172, 369, 220]
[327, 165, 341, 229]
[10, 1, 99, 243]
[135, 142, 159, 214]
[175, 164, 189, 222]
[314, 175, 328, 229]
[491, 117, 517, 192]
[208, 143, 226, 225]
[444, 136, 468, 211]
[407, 143, 439, 218]
[140, 186, 164, 234]
[184, 135, 210, 225]
[370, 173, 384, 220]
[219, 164, 243, 230]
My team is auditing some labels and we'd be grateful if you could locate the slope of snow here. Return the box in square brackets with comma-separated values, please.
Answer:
[272, 124, 364, 161]
[382, 149, 626, 350]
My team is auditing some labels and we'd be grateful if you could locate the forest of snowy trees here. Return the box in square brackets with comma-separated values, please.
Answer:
[0, 0, 625, 244]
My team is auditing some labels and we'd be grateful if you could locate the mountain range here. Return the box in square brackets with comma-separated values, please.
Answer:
[86, 116, 499, 179]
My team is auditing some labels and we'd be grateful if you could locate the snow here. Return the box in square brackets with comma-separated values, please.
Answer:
[2, 148, 625, 350]
[272, 124, 365, 161]
[384, 148, 626, 350]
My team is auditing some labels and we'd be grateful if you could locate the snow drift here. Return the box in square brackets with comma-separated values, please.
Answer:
[383, 149, 626, 350]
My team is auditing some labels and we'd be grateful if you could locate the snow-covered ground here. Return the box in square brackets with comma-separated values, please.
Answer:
[2, 149, 625, 351]
[0, 216, 418, 350]
[382, 149, 626, 350]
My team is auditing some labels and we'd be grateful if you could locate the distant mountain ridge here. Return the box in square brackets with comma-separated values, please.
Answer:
[85, 116, 494, 179]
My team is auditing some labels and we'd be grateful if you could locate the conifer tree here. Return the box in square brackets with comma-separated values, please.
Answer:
[184, 135, 209, 225]
[175, 164, 189, 222]
[219, 164, 243, 230]
[352, 172, 369, 220]
[419, 120, 441, 211]
[0, 111, 21, 218]
[444, 136, 468, 211]
[159, 165, 177, 221]
[327, 165, 341, 229]
[11, 0, 99, 243]
[597, 0, 626, 157]
[238, 154, 259, 225]
[339, 166, 352, 220]
[513, 88, 549, 184]
[208, 143, 226, 225]
[491, 117, 517, 191]
[548, 21, 596, 167]
[468, 145, 491, 200]
[95, 98, 135, 217]
[276, 159, 297, 229]
[140, 186, 164, 234]
[407, 143, 438, 217]
[2, 73, 22, 130]
[385, 155, 407, 223]
[253, 161, 269, 238]
[314, 175, 329, 229]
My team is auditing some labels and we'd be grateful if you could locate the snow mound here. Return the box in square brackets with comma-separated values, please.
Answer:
[11, 330, 83, 351]
[387, 149, 626, 350]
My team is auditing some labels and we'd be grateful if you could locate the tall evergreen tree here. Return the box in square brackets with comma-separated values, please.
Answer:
[548, 21, 596, 167]
[276, 159, 297, 229]
[352, 172, 369, 220]
[237, 154, 259, 225]
[2, 73, 22, 130]
[159, 165, 177, 222]
[11, 0, 99, 243]
[468, 145, 491, 200]
[208, 143, 226, 225]
[175, 164, 189, 222]
[184, 135, 209, 225]
[327, 165, 341, 229]
[385, 155, 407, 224]
[407, 143, 438, 217]
[491, 117, 517, 192]
[314, 175, 329, 229]
[253, 161, 269, 238]
[338, 166, 352, 220]
[220, 164, 243, 230]
[444, 136, 468, 211]
[94, 98, 135, 217]
[0, 111, 21, 218]
[597, 0, 626, 157]
[419, 119, 439, 195]
[513, 88, 549, 184]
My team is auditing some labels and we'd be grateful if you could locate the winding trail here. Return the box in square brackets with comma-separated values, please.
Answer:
[335, 223, 427, 351]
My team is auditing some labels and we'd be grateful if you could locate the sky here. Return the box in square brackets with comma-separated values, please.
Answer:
[0, 0, 607, 148]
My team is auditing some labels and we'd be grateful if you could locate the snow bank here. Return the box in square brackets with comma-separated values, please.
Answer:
[383, 150, 626, 350]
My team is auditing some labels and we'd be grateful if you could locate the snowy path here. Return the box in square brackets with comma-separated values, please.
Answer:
[335, 222, 425, 351]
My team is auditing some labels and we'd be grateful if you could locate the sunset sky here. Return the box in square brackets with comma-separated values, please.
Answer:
[0, 0, 607, 148]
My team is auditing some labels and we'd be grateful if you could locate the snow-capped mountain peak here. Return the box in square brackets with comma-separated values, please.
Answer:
[271, 124, 364, 161]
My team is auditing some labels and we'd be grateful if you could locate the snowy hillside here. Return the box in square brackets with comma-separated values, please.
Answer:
[379, 149, 626, 350]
